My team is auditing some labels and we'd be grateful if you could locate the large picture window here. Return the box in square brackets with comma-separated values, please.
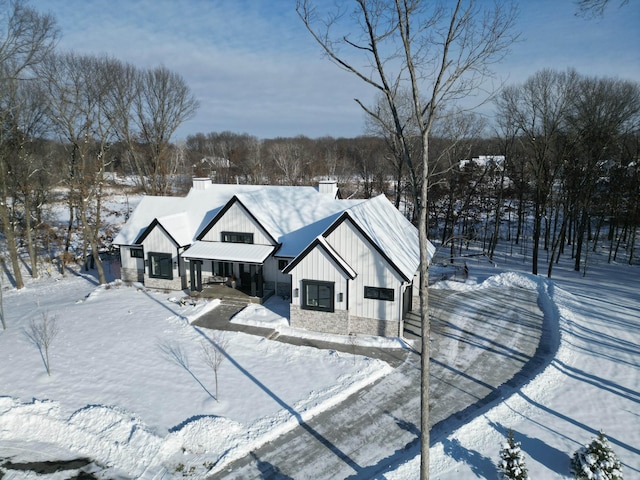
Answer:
[148, 252, 173, 280]
[301, 280, 334, 312]
[221, 231, 253, 244]
[364, 286, 395, 301]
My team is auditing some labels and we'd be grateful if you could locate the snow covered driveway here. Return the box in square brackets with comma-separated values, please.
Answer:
[207, 279, 544, 479]
[390, 264, 640, 479]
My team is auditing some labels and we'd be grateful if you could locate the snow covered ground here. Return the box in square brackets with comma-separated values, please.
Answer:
[387, 248, 640, 479]
[0, 272, 391, 478]
[0, 235, 638, 478]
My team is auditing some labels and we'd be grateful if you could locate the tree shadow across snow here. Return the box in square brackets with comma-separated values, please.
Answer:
[193, 327, 362, 476]
[553, 359, 640, 405]
[158, 341, 216, 400]
[249, 452, 294, 480]
[442, 437, 495, 478]
[489, 420, 571, 476]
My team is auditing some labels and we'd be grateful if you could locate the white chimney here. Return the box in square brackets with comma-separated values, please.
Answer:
[192, 177, 212, 190]
[318, 179, 339, 198]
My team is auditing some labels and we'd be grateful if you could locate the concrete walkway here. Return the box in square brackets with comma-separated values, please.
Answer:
[193, 285, 547, 479]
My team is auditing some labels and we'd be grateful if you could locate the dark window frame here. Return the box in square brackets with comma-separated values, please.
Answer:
[364, 286, 395, 301]
[221, 231, 254, 244]
[278, 259, 289, 270]
[214, 261, 233, 277]
[148, 252, 173, 280]
[130, 247, 143, 258]
[301, 280, 335, 312]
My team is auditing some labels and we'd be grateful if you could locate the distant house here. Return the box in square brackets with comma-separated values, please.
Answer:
[113, 178, 434, 337]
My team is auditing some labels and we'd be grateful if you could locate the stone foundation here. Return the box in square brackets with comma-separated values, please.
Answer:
[290, 305, 350, 335]
[144, 276, 183, 291]
[121, 267, 143, 283]
[349, 315, 399, 337]
[289, 306, 400, 337]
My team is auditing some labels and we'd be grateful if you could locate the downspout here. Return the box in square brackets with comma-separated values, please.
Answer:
[398, 280, 412, 338]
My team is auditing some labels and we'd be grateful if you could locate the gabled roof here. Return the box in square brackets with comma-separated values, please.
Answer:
[114, 183, 428, 279]
[135, 218, 181, 247]
[113, 196, 181, 246]
[196, 195, 280, 245]
[335, 194, 431, 281]
[283, 236, 357, 279]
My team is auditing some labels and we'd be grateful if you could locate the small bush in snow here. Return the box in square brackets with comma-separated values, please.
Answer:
[571, 431, 623, 480]
[497, 429, 529, 480]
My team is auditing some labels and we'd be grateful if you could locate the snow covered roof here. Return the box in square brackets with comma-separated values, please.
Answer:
[115, 182, 430, 278]
[342, 195, 427, 280]
[284, 235, 357, 279]
[181, 241, 275, 264]
[113, 184, 268, 246]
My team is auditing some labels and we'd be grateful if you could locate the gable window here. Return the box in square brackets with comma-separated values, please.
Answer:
[364, 286, 395, 301]
[130, 247, 143, 258]
[148, 252, 173, 280]
[222, 231, 253, 244]
[278, 259, 289, 270]
[302, 280, 334, 312]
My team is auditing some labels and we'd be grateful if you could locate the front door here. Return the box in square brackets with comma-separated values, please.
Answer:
[190, 260, 202, 292]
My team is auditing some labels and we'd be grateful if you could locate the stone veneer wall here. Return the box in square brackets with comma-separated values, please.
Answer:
[144, 275, 183, 291]
[121, 267, 142, 283]
[349, 315, 399, 337]
[290, 306, 400, 337]
[289, 305, 350, 335]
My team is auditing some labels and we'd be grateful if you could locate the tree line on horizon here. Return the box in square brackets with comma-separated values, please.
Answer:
[1, 0, 638, 294]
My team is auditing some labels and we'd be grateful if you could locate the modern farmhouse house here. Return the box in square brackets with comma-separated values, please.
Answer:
[113, 178, 434, 337]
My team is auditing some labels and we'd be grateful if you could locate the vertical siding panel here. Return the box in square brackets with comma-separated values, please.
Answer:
[326, 220, 402, 322]
[202, 203, 273, 245]
[289, 247, 348, 311]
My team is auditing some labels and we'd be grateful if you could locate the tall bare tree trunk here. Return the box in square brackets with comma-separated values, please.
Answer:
[0, 170, 24, 289]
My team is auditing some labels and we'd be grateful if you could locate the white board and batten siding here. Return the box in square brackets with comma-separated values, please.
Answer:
[199, 202, 275, 246]
[138, 226, 185, 289]
[290, 247, 350, 311]
[142, 226, 178, 258]
[119, 245, 145, 282]
[326, 220, 404, 322]
[120, 246, 143, 271]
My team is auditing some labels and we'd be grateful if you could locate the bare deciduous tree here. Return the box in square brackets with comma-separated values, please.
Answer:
[575, 0, 629, 17]
[24, 311, 59, 376]
[125, 66, 199, 195]
[495, 69, 578, 275]
[0, 0, 58, 291]
[200, 332, 229, 401]
[297, 1, 517, 476]
[40, 53, 121, 284]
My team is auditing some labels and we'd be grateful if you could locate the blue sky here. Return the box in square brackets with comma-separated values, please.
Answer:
[34, 0, 640, 140]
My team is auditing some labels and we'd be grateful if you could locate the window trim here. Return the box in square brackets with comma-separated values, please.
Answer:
[278, 259, 289, 270]
[301, 280, 335, 312]
[130, 247, 143, 258]
[214, 261, 233, 277]
[148, 252, 173, 280]
[364, 286, 395, 302]
[221, 231, 254, 244]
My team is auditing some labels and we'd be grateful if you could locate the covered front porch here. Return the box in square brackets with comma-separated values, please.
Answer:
[181, 240, 276, 302]
[194, 283, 266, 304]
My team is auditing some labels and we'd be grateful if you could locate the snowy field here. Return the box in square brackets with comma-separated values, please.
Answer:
[0, 272, 391, 478]
[0, 230, 638, 477]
